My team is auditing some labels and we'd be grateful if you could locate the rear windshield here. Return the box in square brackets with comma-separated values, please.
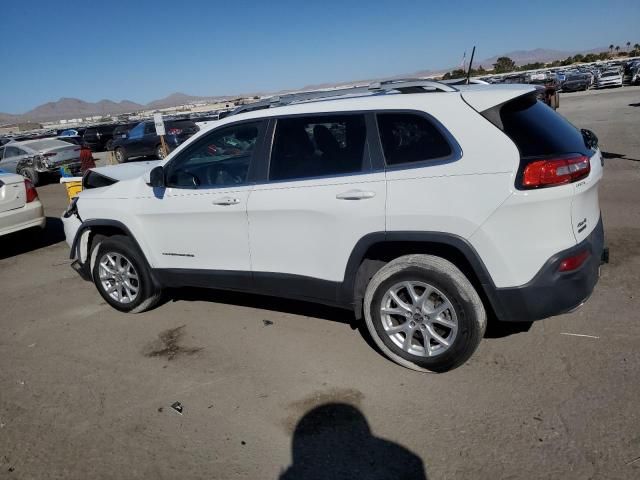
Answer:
[490, 94, 590, 158]
[22, 139, 69, 151]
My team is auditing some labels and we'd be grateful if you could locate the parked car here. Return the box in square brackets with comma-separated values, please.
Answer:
[82, 124, 118, 152]
[62, 80, 604, 372]
[0, 139, 81, 185]
[0, 171, 45, 236]
[596, 70, 623, 88]
[110, 120, 199, 163]
[562, 73, 590, 92]
[106, 123, 138, 151]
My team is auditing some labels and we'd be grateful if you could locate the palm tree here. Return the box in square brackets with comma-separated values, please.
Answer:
[627, 41, 631, 52]
[609, 44, 614, 53]
[615, 45, 620, 55]
[635, 43, 640, 51]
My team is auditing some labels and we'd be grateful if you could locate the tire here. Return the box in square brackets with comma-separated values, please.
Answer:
[20, 168, 40, 187]
[363, 254, 486, 373]
[114, 147, 127, 164]
[90, 235, 161, 313]
[155, 144, 166, 159]
[105, 140, 114, 151]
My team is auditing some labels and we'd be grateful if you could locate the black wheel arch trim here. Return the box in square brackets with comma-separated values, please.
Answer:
[70, 219, 161, 288]
[339, 231, 505, 317]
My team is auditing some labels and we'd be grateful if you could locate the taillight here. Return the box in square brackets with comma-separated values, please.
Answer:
[559, 249, 590, 272]
[24, 179, 38, 203]
[520, 154, 590, 189]
[167, 128, 182, 135]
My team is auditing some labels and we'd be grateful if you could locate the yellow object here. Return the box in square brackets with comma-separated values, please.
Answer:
[60, 177, 83, 203]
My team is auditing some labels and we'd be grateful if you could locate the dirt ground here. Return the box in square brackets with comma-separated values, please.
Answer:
[1, 87, 639, 479]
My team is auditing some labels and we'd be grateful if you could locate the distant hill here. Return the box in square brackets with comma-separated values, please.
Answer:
[145, 92, 233, 109]
[1, 46, 614, 124]
[11, 98, 145, 123]
[476, 47, 607, 68]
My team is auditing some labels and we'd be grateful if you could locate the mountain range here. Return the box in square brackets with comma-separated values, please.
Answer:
[1, 46, 609, 124]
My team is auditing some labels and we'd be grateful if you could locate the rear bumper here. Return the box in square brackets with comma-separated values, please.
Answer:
[0, 200, 46, 236]
[489, 216, 605, 322]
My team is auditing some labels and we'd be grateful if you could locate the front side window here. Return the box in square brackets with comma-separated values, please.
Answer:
[144, 123, 156, 135]
[165, 122, 260, 189]
[269, 114, 366, 181]
[377, 113, 452, 166]
[128, 123, 144, 140]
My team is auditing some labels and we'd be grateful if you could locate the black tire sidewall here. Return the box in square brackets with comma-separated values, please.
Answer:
[91, 236, 155, 313]
[22, 168, 39, 186]
[369, 265, 481, 372]
[115, 148, 126, 163]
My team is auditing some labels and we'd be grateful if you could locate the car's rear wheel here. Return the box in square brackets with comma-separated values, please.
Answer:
[114, 147, 127, 163]
[19, 168, 40, 187]
[91, 235, 161, 313]
[156, 144, 166, 159]
[363, 254, 486, 373]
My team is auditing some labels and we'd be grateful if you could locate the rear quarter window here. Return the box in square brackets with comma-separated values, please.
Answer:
[376, 113, 454, 166]
[494, 94, 590, 158]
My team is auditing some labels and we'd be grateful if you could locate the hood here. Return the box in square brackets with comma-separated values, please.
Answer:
[90, 160, 162, 181]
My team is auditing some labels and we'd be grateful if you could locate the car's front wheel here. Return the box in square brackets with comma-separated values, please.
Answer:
[91, 235, 161, 313]
[363, 254, 486, 373]
[114, 147, 127, 163]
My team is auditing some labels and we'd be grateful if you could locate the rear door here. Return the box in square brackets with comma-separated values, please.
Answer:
[0, 174, 26, 213]
[247, 113, 385, 301]
[141, 122, 159, 156]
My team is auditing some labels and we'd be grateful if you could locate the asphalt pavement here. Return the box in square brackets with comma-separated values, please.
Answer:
[1, 87, 639, 479]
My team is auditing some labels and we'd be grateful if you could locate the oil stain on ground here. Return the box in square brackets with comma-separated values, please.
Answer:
[282, 388, 364, 433]
[142, 325, 202, 361]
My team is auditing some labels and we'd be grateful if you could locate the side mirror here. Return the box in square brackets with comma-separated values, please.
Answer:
[148, 166, 165, 188]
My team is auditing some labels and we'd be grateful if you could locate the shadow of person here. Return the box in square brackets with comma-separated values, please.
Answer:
[280, 403, 427, 480]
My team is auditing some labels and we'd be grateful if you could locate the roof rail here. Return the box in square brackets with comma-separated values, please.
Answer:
[368, 79, 458, 93]
[229, 78, 457, 116]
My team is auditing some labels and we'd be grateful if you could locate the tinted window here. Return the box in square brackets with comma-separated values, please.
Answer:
[269, 114, 366, 181]
[4, 146, 26, 158]
[144, 123, 156, 135]
[498, 95, 589, 158]
[165, 122, 260, 189]
[377, 113, 452, 166]
[128, 123, 144, 140]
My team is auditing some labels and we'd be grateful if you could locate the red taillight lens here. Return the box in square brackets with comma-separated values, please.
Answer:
[521, 155, 590, 189]
[559, 249, 590, 272]
[24, 179, 38, 203]
[167, 128, 182, 135]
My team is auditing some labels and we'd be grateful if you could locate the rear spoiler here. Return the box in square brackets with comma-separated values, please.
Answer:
[459, 84, 537, 113]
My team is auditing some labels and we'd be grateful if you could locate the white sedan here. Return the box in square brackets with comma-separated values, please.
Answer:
[596, 70, 623, 88]
[0, 171, 45, 236]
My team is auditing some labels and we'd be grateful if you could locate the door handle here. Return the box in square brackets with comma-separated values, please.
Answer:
[336, 189, 376, 200]
[212, 197, 240, 206]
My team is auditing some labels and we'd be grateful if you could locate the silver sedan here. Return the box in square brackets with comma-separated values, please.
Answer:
[0, 138, 82, 185]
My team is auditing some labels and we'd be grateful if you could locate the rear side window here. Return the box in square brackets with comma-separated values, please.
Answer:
[269, 114, 366, 181]
[497, 94, 589, 158]
[377, 113, 452, 166]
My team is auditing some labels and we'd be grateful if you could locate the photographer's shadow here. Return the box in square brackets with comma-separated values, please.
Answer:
[280, 403, 427, 480]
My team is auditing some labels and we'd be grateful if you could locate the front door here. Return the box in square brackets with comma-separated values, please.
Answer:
[135, 120, 266, 285]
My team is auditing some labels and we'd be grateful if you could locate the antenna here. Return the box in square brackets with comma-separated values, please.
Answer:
[466, 46, 476, 85]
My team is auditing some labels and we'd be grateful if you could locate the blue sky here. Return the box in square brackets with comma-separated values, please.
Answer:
[2, 0, 638, 113]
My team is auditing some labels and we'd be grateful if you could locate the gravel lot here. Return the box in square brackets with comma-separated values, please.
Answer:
[1, 87, 639, 479]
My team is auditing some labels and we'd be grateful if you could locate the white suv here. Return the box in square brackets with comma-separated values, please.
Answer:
[62, 80, 605, 372]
